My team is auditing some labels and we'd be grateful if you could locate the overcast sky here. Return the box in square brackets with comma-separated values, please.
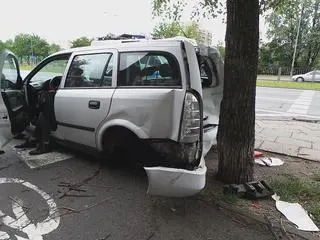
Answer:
[1, 0, 267, 48]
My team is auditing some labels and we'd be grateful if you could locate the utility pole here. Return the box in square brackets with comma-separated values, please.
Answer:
[290, 2, 305, 77]
[30, 34, 34, 65]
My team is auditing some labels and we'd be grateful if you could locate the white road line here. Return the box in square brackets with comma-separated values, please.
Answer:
[0, 178, 60, 240]
[13, 146, 74, 169]
[256, 109, 320, 119]
[256, 97, 295, 102]
[6, 140, 74, 169]
[287, 90, 315, 115]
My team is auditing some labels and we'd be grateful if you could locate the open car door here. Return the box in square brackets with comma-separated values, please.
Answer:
[0, 50, 29, 135]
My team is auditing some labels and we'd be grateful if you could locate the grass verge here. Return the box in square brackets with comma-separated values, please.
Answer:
[20, 64, 34, 71]
[257, 80, 320, 90]
[269, 174, 320, 222]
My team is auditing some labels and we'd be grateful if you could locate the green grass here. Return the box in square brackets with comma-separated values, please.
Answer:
[20, 64, 65, 73]
[269, 174, 320, 222]
[257, 80, 320, 90]
[222, 192, 241, 204]
[20, 64, 34, 71]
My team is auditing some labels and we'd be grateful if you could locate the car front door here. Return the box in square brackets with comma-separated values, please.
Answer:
[0, 51, 29, 137]
[55, 49, 117, 148]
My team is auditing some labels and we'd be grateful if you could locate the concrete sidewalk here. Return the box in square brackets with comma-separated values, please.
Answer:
[255, 120, 320, 162]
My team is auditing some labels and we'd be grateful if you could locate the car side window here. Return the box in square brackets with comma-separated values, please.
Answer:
[65, 53, 113, 88]
[30, 58, 69, 83]
[1, 55, 18, 89]
[118, 52, 181, 87]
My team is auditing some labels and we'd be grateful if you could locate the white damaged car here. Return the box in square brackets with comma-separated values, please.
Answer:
[0, 37, 223, 197]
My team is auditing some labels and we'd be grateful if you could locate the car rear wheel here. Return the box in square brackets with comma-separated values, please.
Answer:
[297, 77, 304, 82]
[102, 127, 157, 168]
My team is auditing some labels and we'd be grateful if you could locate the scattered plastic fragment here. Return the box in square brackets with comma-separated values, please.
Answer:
[255, 157, 284, 166]
[272, 194, 319, 232]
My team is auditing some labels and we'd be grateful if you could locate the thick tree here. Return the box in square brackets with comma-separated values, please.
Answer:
[153, 0, 260, 183]
[217, 0, 259, 183]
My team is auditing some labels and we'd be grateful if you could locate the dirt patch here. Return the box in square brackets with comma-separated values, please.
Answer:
[202, 148, 320, 239]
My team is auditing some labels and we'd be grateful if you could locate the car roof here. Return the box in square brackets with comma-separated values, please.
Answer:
[51, 39, 185, 57]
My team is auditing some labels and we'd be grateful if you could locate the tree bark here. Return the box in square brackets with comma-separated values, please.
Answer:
[217, 0, 259, 184]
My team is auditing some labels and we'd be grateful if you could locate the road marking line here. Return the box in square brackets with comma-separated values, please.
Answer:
[5, 140, 74, 169]
[256, 109, 320, 119]
[256, 97, 295, 102]
[0, 178, 60, 240]
[12, 146, 74, 169]
[287, 90, 315, 115]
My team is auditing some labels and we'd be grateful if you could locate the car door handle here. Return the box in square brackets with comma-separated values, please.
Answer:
[88, 100, 100, 109]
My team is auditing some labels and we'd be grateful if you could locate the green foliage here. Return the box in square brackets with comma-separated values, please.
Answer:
[262, 0, 320, 68]
[0, 40, 5, 51]
[12, 33, 50, 58]
[152, 0, 222, 20]
[216, 41, 225, 58]
[256, 80, 320, 90]
[49, 43, 62, 54]
[70, 37, 92, 48]
[152, 22, 182, 38]
[152, 21, 200, 39]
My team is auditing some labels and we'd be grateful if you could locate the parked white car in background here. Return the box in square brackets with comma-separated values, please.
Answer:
[0, 37, 224, 197]
[292, 70, 320, 82]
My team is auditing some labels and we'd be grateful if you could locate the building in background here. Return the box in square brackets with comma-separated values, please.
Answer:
[197, 29, 213, 46]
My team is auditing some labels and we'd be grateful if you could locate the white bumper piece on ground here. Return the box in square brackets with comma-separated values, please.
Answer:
[144, 156, 207, 197]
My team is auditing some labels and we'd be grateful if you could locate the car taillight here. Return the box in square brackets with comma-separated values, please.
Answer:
[180, 92, 201, 143]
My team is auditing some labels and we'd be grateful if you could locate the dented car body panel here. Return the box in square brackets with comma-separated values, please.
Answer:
[144, 40, 224, 197]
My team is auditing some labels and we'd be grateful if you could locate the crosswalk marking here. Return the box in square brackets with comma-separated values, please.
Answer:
[287, 90, 315, 115]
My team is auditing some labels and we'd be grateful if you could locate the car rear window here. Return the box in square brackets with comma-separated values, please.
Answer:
[118, 52, 181, 87]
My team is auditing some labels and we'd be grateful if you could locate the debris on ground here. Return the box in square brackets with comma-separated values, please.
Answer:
[272, 194, 319, 232]
[0, 150, 4, 155]
[223, 180, 274, 200]
[254, 150, 284, 166]
[255, 157, 284, 166]
[254, 151, 264, 158]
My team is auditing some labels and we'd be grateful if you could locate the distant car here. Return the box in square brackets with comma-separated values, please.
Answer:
[292, 70, 320, 82]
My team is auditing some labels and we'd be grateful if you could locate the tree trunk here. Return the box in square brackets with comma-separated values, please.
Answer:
[217, 0, 259, 184]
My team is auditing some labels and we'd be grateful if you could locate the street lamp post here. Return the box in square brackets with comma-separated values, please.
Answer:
[290, 1, 305, 78]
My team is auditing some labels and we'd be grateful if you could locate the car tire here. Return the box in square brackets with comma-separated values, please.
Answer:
[297, 77, 304, 82]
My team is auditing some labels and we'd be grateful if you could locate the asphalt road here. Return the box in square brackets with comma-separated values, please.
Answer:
[256, 86, 320, 120]
[0, 137, 274, 240]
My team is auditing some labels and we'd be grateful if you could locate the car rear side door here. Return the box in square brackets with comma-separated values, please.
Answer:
[0, 51, 29, 137]
[54, 49, 117, 148]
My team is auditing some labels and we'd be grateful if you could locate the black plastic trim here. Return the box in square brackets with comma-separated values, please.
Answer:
[57, 121, 95, 132]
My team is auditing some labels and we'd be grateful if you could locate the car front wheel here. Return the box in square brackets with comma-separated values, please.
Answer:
[297, 77, 304, 82]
